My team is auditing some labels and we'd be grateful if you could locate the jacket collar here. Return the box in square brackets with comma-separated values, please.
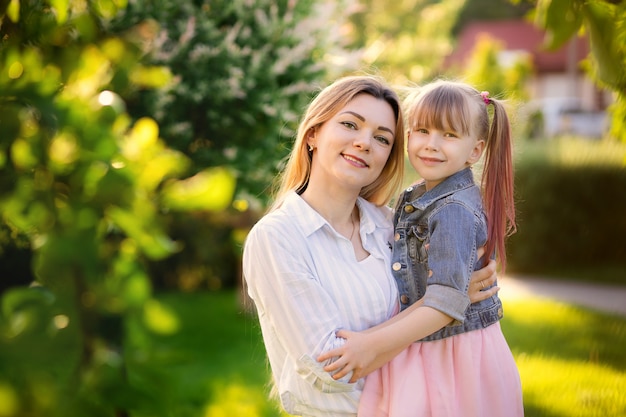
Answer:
[409, 167, 476, 210]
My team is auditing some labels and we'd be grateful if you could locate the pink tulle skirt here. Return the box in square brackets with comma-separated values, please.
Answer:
[358, 322, 523, 417]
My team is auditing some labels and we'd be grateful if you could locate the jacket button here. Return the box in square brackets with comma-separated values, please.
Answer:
[498, 307, 504, 318]
[404, 205, 415, 213]
[394, 233, 400, 241]
[392, 262, 402, 271]
[400, 295, 409, 304]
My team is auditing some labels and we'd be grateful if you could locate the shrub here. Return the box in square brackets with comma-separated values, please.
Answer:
[507, 138, 626, 280]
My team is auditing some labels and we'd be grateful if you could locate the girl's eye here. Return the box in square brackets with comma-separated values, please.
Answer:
[414, 128, 428, 134]
[444, 132, 459, 138]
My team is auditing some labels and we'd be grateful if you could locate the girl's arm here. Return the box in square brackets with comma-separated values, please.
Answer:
[318, 305, 452, 382]
[318, 220, 498, 382]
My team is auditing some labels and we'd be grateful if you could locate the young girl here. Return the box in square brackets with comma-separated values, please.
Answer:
[318, 80, 523, 416]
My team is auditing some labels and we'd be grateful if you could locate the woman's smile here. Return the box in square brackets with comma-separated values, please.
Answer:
[343, 153, 369, 168]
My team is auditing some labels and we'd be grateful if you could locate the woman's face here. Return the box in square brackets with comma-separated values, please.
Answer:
[307, 93, 396, 192]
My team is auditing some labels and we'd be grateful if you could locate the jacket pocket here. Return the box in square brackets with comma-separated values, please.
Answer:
[408, 223, 429, 264]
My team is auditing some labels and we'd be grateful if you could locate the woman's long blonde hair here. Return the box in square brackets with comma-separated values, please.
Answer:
[270, 75, 405, 211]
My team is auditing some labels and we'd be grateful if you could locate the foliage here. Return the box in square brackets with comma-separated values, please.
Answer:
[531, 0, 626, 141]
[460, 33, 533, 102]
[0, 1, 235, 416]
[107, 0, 361, 202]
[346, 0, 468, 85]
[507, 138, 626, 275]
[453, 0, 535, 35]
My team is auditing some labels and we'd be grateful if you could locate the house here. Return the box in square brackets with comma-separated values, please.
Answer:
[444, 19, 611, 138]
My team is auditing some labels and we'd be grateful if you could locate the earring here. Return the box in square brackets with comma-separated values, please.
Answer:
[308, 144, 314, 151]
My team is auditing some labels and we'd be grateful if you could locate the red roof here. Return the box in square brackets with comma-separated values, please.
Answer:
[444, 20, 590, 73]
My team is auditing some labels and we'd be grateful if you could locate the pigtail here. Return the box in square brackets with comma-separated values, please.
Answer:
[481, 98, 516, 274]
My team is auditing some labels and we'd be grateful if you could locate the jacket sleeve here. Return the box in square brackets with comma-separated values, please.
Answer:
[421, 203, 476, 322]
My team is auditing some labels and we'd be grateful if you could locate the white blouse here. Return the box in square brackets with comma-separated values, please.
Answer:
[243, 191, 399, 416]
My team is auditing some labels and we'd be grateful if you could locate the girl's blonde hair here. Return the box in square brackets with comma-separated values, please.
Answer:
[404, 79, 516, 272]
[270, 75, 405, 211]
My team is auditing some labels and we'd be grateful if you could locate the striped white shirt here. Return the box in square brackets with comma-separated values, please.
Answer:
[243, 191, 399, 416]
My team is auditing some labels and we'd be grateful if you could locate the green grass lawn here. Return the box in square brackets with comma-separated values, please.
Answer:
[139, 289, 626, 417]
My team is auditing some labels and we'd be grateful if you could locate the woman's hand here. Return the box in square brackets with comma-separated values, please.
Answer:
[468, 252, 499, 303]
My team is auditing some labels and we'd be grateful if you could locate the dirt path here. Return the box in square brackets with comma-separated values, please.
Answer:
[499, 275, 626, 317]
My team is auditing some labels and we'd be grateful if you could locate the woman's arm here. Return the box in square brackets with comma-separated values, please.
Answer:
[244, 223, 357, 391]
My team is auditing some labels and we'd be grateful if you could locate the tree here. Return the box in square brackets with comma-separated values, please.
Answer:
[0, 1, 235, 415]
[109, 0, 361, 201]
[530, 0, 626, 142]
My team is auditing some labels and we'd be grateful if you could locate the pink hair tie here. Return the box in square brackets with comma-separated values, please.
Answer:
[480, 91, 490, 105]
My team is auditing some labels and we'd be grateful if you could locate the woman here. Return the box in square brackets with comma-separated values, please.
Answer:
[242, 75, 498, 417]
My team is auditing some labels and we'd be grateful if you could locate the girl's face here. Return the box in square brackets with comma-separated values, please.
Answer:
[407, 122, 484, 191]
[307, 93, 396, 193]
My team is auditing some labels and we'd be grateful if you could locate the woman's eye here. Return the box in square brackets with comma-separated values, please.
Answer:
[341, 121, 357, 129]
[375, 135, 391, 145]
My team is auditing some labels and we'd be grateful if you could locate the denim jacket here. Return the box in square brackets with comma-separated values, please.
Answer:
[392, 167, 503, 342]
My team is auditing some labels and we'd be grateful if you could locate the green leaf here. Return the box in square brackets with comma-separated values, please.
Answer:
[142, 300, 179, 335]
[49, 0, 69, 24]
[535, 0, 583, 49]
[6, 0, 19, 22]
[581, 1, 625, 89]
[0, 382, 18, 417]
[107, 206, 180, 260]
[129, 65, 173, 89]
[161, 167, 236, 212]
[1, 286, 54, 318]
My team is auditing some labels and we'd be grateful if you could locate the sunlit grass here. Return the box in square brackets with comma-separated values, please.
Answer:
[202, 382, 275, 417]
[502, 298, 626, 417]
[129, 290, 287, 417]
[139, 290, 626, 417]
[517, 355, 626, 417]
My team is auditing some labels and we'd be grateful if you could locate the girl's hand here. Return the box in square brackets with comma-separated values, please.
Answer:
[317, 330, 381, 383]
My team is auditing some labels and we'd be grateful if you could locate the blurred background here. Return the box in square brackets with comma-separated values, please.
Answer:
[1, 0, 625, 416]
